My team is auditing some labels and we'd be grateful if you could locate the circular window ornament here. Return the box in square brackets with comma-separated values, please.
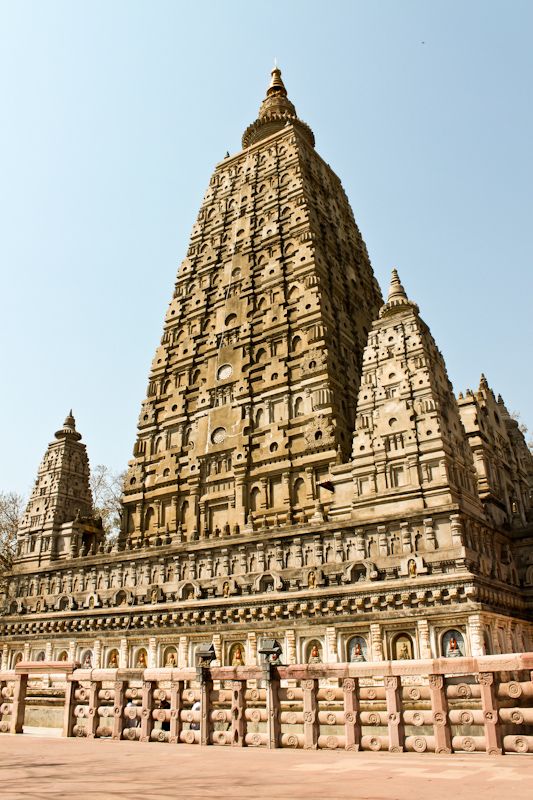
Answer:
[217, 364, 233, 380]
[211, 427, 226, 444]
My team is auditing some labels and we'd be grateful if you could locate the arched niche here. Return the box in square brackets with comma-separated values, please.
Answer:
[392, 633, 414, 660]
[441, 629, 465, 658]
[347, 635, 368, 662]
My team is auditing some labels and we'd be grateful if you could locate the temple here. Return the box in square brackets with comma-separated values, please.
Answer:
[2, 67, 533, 672]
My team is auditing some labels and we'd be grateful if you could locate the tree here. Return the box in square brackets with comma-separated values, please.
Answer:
[90, 465, 125, 542]
[0, 491, 25, 570]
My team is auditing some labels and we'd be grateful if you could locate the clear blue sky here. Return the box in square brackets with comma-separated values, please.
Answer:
[1, 0, 531, 496]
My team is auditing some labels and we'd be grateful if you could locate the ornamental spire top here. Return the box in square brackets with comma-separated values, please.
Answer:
[55, 410, 82, 441]
[379, 268, 419, 318]
[242, 66, 315, 149]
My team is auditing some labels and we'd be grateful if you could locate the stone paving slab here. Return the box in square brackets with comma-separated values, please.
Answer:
[0, 734, 531, 800]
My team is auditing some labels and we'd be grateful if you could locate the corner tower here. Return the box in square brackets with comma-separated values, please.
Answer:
[15, 413, 103, 566]
[122, 67, 382, 544]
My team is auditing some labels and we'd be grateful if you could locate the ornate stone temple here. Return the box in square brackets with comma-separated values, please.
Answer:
[2, 67, 533, 673]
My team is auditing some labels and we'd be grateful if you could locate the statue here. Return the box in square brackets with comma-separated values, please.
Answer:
[350, 641, 365, 662]
[108, 652, 119, 668]
[446, 635, 463, 657]
[307, 571, 316, 589]
[165, 652, 177, 667]
[222, 581, 230, 597]
[151, 588, 158, 603]
[308, 644, 321, 664]
[231, 646, 245, 666]
[136, 651, 147, 668]
[397, 642, 411, 660]
[83, 652, 92, 668]
[408, 559, 417, 578]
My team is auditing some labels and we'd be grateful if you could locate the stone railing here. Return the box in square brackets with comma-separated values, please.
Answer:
[1, 654, 533, 755]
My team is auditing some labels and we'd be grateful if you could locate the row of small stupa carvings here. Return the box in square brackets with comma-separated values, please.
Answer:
[2, 584, 523, 642]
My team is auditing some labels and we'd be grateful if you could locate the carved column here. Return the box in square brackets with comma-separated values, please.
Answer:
[285, 630, 296, 665]
[92, 640, 102, 669]
[148, 637, 157, 668]
[302, 678, 319, 749]
[450, 514, 464, 546]
[265, 666, 281, 749]
[199, 668, 213, 746]
[428, 674, 451, 754]
[377, 526, 388, 556]
[86, 679, 102, 739]
[370, 623, 383, 661]
[417, 620, 431, 659]
[423, 517, 436, 551]
[478, 672, 502, 755]
[112, 679, 125, 740]
[140, 680, 154, 742]
[384, 675, 404, 752]
[468, 614, 485, 656]
[400, 522, 412, 553]
[247, 632, 257, 666]
[342, 677, 361, 751]
[231, 680, 247, 747]
[119, 638, 128, 668]
[169, 680, 183, 744]
[325, 626, 337, 663]
[178, 635, 188, 667]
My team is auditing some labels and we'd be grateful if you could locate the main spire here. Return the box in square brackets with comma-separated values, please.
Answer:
[242, 65, 315, 149]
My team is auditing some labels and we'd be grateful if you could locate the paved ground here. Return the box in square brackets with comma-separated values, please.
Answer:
[0, 732, 531, 800]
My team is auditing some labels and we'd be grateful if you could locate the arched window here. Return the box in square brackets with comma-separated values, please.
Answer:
[180, 501, 189, 526]
[255, 408, 265, 428]
[293, 477, 306, 506]
[291, 335, 302, 353]
[255, 348, 267, 363]
[288, 286, 299, 303]
[249, 486, 261, 512]
[294, 397, 304, 417]
[225, 313, 237, 327]
[144, 507, 156, 532]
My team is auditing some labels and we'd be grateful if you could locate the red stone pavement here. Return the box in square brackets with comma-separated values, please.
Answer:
[0, 732, 531, 800]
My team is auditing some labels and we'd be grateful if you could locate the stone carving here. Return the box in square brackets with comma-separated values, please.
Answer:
[1, 66, 532, 677]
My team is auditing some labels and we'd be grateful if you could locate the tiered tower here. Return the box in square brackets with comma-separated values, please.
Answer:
[351, 270, 482, 518]
[16, 412, 102, 567]
[121, 67, 382, 545]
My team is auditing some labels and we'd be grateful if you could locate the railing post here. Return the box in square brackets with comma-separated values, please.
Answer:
[140, 680, 154, 742]
[478, 672, 502, 755]
[112, 679, 125, 740]
[231, 680, 247, 747]
[302, 678, 319, 750]
[265, 664, 281, 749]
[384, 675, 404, 752]
[428, 674, 451, 754]
[86, 679, 101, 739]
[169, 680, 183, 744]
[342, 677, 361, 751]
[10, 673, 27, 734]
[198, 667, 213, 746]
[63, 676, 78, 738]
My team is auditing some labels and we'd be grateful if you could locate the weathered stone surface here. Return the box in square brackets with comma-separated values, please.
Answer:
[1, 67, 533, 675]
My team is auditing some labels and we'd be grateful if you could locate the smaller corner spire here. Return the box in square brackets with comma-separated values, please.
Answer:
[379, 268, 418, 319]
[387, 268, 408, 302]
[55, 410, 82, 441]
[479, 373, 489, 390]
